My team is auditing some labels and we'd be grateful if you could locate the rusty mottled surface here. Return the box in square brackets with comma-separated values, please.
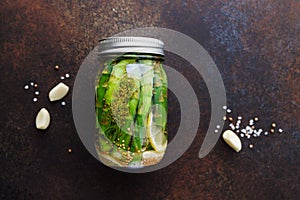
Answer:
[0, 0, 299, 199]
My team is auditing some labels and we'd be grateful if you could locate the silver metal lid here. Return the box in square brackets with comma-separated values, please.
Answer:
[98, 37, 164, 56]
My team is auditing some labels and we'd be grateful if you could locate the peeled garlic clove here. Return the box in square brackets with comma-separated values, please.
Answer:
[222, 130, 242, 152]
[35, 108, 50, 130]
[49, 82, 69, 101]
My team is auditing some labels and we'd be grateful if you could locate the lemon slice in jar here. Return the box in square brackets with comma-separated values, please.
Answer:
[142, 150, 164, 166]
[99, 154, 123, 167]
[147, 112, 167, 152]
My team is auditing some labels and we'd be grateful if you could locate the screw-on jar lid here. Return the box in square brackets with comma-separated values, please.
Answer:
[98, 37, 164, 56]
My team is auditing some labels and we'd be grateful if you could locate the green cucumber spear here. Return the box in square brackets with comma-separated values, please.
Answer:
[134, 59, 154, 149]
[102, 58, 143, 150]
[152, 62, 167, 127]
[98, 59, 135, 140]
[112, 75, 140, 151]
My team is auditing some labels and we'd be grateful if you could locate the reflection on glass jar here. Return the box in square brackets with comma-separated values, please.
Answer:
[95, 37, 167, 168]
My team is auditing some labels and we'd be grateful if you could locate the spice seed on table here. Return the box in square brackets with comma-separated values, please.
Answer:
[264, 131, 269, 135]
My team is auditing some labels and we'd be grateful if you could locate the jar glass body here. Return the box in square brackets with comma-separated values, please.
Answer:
[95, 53, 167, 168]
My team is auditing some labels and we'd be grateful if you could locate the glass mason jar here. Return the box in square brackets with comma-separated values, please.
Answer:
[95, 37, 167, 168]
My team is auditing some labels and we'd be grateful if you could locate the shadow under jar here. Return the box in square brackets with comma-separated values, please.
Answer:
[95, 37, 167, 168]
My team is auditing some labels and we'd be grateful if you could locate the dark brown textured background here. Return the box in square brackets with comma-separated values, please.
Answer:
[0, 0, 299, 199]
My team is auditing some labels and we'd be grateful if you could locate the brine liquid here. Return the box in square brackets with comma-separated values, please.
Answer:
[95, 56, 167, 168]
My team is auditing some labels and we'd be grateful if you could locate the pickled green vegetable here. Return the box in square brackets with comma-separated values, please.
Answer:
[95, 55, 167, 167]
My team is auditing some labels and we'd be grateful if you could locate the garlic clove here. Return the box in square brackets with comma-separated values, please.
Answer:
[49, 82, 69, 101]
[222, 130, 242, 152]
[35, 108, 51, 130]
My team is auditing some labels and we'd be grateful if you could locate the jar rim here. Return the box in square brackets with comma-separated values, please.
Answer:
[98, 37, 164, 56]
